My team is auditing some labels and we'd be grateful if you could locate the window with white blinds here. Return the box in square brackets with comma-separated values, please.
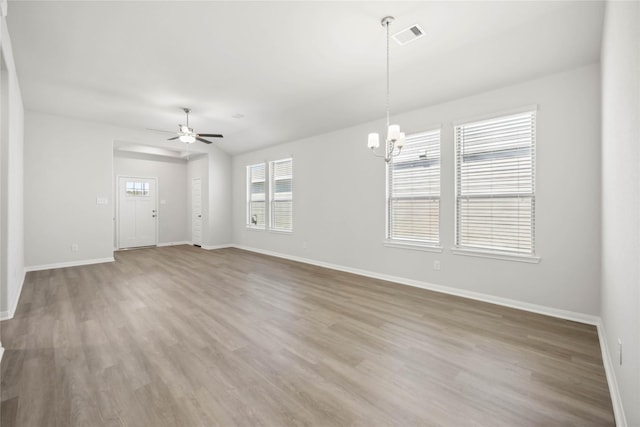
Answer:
[387, 129, 441, 246]
[247, 163, 266, 228]
[455, 110, 536, 255]
[269, 158, 293, 232]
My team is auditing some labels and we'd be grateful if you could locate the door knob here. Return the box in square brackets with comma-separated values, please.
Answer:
[197, 215, 202, 218]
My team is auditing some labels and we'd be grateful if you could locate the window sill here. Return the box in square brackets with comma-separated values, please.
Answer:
[451, 247, 540, 264]
[245, 226, 292, 234]
[268, 228, 293, 235]
[384, 240, 443, 253]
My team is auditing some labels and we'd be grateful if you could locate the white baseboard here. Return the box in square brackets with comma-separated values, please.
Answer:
[231, 244, 599, 326]
[231, 245, 629, 422]
[3, 257, 115, 321]
[0, 269, 26, 321]
[25, 257, 115, 273]
[202, 244, 233, 250]
[157, 241, 191, 247]
[596, 320, 627, 427]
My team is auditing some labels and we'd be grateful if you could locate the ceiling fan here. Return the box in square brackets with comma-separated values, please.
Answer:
[166, 108, 223, 144]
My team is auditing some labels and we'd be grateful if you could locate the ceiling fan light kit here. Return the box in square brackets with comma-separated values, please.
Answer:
[167, 108, 224, 145]
[179, 134, 196, 144]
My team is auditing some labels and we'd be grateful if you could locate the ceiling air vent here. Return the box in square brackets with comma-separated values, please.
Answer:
[392, 24, 425, 45]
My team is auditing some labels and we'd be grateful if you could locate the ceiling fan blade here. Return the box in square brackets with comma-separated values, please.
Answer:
[197, 133, 223, 138]
[167, 136, 179, 140]
[196, 137, 213, 144]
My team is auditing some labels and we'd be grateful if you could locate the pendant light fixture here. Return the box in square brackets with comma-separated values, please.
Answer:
[368, 16, 405, 162]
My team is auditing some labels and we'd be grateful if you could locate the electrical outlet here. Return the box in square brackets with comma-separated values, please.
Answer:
[618, 339, 622, 365]
[71, 244, 79, 252]
[302, 241, 308, 249]
[434, 260, 441, 271]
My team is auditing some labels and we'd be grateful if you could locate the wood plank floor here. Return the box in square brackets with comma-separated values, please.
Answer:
[1, 246, 614, 426]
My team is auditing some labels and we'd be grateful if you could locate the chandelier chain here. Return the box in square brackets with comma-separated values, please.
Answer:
[386, 19, 390, 132]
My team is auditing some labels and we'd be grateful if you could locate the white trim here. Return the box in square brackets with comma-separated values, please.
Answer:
[451, 247, 541, 264]
[230, 244, 597, 325]
[0, 346, 4, 363]
[596, 320, 627, 427]
[25, 257, 115, 273]
[0, 269, 26, 321]
[157, 241, 191, 247]
[267, 229, 293, 235]
[384, 240, 443, 253]
[202, 244, 232, 250]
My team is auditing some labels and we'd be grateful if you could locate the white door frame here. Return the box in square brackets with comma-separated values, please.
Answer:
[191, 177, 203, 247]
[115, 175, 159, 250]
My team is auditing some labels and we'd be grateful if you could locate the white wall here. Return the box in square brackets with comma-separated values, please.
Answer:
[600, 1, 640, 425]
[232, 64, 602, 317]
[25, 112, 114, 267]
[0, 14, 25, 320]
[114, 152, 188, 246]
[24, 111, 231, 267]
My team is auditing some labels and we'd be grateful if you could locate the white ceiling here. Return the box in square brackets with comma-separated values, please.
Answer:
[7, 1, 604, 155]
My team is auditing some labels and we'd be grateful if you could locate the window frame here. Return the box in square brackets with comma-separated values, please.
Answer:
[246, 162, 267, 230]
[269, 157, 293, 233]
[453, 107, 539, 261]
[385, 128, 442, 249]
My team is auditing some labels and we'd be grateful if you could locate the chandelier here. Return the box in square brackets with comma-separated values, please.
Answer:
[368, 16, 405, 162]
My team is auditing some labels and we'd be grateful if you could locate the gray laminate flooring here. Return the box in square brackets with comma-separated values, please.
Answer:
[1, 246, 614, 426]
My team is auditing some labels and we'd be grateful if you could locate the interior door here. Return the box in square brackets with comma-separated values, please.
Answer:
[192, 178, 202, 247]
[118, 177, 157, 249]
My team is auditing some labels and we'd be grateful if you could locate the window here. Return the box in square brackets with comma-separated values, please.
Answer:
[125, 181, 150, 196]
[455, 110, 536, 255]
[247, 163, 266, 228]
[246, 158, 293, 232]
[270, 158, 293, 232]
[387, 129, 441, 246]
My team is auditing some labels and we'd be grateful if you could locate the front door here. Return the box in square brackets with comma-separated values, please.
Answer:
[118, 176, 157, 249]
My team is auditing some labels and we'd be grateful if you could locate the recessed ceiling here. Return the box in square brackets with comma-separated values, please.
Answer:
[7, 1, 604, 155]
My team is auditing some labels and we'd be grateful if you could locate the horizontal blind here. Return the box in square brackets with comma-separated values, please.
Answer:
[270, 158, 293, 231]
[247, 163, 266, 228]
[388, 129, 440, 245]
[455, 111, 535, 254]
